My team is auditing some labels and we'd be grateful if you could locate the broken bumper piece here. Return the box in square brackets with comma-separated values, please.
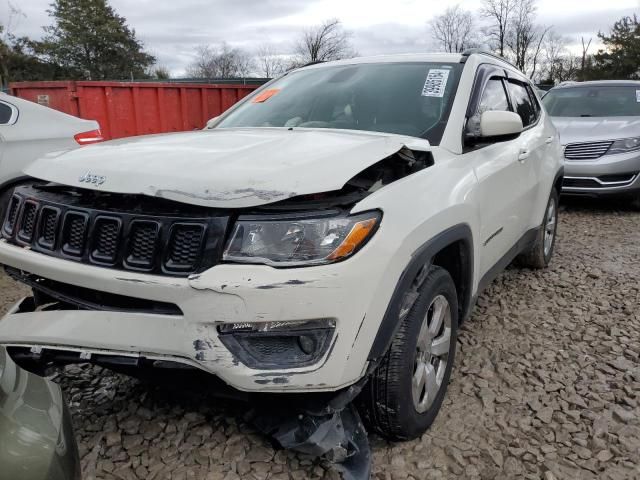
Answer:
[254, 404, 371, 480]
[252, 379, 372, 480]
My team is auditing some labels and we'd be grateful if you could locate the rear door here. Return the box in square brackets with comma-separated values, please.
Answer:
[504, 79, 546, 228]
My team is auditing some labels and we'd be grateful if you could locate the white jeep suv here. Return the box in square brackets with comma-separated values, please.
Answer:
[0, 52, 562, 463]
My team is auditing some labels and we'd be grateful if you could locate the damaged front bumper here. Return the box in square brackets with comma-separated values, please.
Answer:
[0, 238, 392, 480]
[0, 237, 396, 393]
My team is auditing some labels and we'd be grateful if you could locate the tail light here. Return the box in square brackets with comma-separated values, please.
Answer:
[74, 129, 104, 145]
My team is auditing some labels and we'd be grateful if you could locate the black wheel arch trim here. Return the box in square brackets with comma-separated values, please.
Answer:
[367, 223, 474, 362]
[553, 167, 564, 194]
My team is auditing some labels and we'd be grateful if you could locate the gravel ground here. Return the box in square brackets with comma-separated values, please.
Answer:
[0, 198, 639, 480]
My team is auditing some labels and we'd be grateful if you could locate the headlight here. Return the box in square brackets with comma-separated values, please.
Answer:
[608, 137, 640, 155]
[223, 210, 381, 266]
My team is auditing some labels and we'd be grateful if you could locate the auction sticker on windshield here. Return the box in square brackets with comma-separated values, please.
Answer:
[422, 69, 450, 97]
[252, 89, 281, 103]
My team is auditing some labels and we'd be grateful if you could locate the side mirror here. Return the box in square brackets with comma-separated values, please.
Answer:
[204, 116, 220, 130]
[479, 110, 523, 138]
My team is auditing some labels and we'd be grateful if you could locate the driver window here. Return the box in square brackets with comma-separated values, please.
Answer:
[478, 78, 510, 114]
[466, 77, 511, 140]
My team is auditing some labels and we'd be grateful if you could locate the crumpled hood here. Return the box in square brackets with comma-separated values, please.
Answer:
[551, 116, 640, 145]
[25, 128, 431, 208]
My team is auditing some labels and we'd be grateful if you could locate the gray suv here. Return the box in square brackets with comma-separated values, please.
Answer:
[543, 80, 640, 207]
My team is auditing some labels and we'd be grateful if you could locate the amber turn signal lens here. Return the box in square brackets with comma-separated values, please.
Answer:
[327, 218, 378, 261]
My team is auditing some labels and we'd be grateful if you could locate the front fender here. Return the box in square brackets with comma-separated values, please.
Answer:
[366, 223, 474, 362]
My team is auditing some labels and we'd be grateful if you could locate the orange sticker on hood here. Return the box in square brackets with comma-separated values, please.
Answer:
[252, 89, 281, 103]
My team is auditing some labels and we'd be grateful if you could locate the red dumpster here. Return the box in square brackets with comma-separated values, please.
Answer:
[10, 81, 259, 140]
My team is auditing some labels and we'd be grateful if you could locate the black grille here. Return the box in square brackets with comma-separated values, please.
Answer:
[91, 217, 121, 263]
[38, 207, 60, 249]
[166, 224, 204, 271]
[2, 185, 230, 277]
[17, 201, 38, 242]
[3, 195, 22, 236]
[125, 221, 159, 269]
[563, 178, 600, 189]
[62, 213, 88, 256]
[599, 173, 637, 183]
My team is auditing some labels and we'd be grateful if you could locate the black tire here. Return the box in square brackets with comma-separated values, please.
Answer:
[359, 265, 458, 441]
[631, 194, 640, 211]
[517, 189, 559, 269]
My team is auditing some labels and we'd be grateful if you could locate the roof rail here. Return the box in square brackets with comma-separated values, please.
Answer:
[461, 48, 520, 71]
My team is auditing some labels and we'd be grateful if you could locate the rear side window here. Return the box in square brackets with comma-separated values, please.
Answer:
[479, 78, 510, 113]
[0, 103, 13, 124]
[527, 86, 541, 118]
[507, 81, 537, 127]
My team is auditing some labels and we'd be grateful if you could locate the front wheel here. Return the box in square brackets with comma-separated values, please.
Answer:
[517, 189, 559, 269]
[359, 266, 458, 441]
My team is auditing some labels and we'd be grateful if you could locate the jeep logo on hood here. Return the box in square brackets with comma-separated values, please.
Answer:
[78, 172, 106, 186]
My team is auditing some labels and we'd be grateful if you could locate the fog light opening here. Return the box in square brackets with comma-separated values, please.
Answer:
[217, 319, 336, 370]
[298, 335, 317, 355]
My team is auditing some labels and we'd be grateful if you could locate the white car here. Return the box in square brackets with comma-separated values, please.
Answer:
[0, 92, 101, 201]
[0, 52, 562, 468]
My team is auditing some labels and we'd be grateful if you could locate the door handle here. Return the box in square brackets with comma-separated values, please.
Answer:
[545, 136, 554, 145]
[518, 149, 530, 162]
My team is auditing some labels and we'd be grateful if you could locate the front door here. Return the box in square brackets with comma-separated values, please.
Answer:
[465, 75, 532, 276]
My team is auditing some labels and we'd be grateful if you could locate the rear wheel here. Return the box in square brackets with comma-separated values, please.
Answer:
[517, 189, 558, 269]
[359, 266, 458, 441]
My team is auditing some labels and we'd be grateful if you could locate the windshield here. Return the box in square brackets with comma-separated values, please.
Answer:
[216, 62, 463, 143]
[543, 86, 640, 117]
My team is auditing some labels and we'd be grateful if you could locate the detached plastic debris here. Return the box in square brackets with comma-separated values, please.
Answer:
[249, 379, 374, 480]
[252, 402, 371, 480]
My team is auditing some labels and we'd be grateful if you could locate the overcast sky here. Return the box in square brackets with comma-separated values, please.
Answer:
[4, 0, 639, 75]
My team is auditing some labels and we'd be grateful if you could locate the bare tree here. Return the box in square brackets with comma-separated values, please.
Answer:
[505, 0, 549, 77]
[187, 43, 255, 78]
[539, 30, 579, 84]
[430, 5, 477, 53]
[293, 19, 355, 65]
[481, 0, 516, 57]
[255, 44, 285, 78]
[187, 45, 215, 78]
[0, 2, 26, 86]
[540, 29, 565, 82]
[556, 54, 580, 83]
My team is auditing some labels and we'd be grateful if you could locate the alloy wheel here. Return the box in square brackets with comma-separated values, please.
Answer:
[543, 198, 557, 257]
[412, 294, 452, 413]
